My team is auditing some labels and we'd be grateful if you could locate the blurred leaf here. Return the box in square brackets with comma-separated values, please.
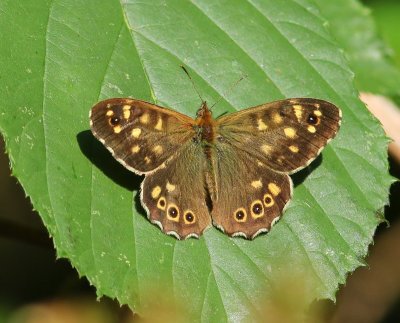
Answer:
[365, 0, 400, 68]
[317, 0, 400, 100]
[0, 0, 391, 321]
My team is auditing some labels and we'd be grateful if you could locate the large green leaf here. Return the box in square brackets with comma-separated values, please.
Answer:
[0, 0, 391, 320]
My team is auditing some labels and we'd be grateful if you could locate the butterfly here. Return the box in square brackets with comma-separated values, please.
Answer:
[90, 96, 341, 240]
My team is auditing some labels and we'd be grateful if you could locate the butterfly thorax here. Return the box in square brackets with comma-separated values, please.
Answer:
[195, 101, 216, 144]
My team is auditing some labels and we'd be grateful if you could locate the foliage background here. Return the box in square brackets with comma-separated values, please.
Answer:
[0, 0, 399, 322]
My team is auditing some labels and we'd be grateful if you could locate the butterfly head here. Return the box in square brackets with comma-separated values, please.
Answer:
[196, 101, 213, 121]
[194, 101, 217, 143]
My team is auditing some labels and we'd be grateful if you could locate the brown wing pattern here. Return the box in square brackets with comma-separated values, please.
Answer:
[211, 141, 292, 239]
[90, 98, 195, 174]
[90, 96, 341, 240]
[216, 98, 341, 174]
[141, 142, 212, 239]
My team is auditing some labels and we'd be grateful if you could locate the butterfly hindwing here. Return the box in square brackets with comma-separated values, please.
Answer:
[216, 98, 341, 174]
[211, 140, 292, 238]
[141, 142, 212, 239]
[90, 98, 195, 174]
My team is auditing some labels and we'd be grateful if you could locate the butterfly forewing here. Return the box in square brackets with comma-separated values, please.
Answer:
[90, 98, 195, 174]
[216, 98, 341, 174]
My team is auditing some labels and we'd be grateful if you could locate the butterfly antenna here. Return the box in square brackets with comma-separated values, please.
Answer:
[180, 65, 204, 104]
[210, 74, 248, 110]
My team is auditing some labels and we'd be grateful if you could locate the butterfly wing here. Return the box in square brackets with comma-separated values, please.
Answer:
[211, 141, 292, 238]
[141, 141, 212, 239]
[90, 98, 196, 174]
[211, 98, 340, 238]
[216, 98, 341, 174]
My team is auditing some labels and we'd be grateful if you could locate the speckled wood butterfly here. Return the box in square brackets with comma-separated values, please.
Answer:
[90, 95, 341, 240]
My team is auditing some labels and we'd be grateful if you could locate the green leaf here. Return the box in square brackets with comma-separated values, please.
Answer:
[366, 0, 400, 69]
[0, 0, 391, 321]
[316, 0, 400, 99]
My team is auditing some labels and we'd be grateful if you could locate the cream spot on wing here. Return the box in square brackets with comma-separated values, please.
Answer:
[313, 110, 322, 117]
[293, 105, 303, 122]
[284, 127, 296, 138]
[307, 125, 316, 133]
[268, 183, 281, 196]
[289, 145, 299, 153]
[106, 110, 114, 117]
[131, 128, 141, 138]
[234, 208, 247, 222]
[273, 113, 283, 124]
[123, 105, 131, 119]
[155, 117, 163, 131]
[261, 144, 272, 155]
[183, 210, 196, 224]
[144, 156, 151, 164]
[113, 125, 122, 134]
[153, 145, 163, 155]
[257, 118, 268, 131]
[131, 145, 140, 153]
[166, 181, 176, 192]
[157, 197, 166, 210]
[123, 110, 130, 120]
[250, 200, 264, 219]
[106, 103, 112, 109]
[251, 179, 262, 189]
[314, 103, 320, 108]
[263, 193, 275, 207]
[151, 186, 161, 199]
[140, 113, 150, 124]
[167, 204, 180, 222]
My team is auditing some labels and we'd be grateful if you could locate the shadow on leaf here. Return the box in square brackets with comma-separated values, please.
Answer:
[77, 130, 142, 192]
[291, 154, 323, 188]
